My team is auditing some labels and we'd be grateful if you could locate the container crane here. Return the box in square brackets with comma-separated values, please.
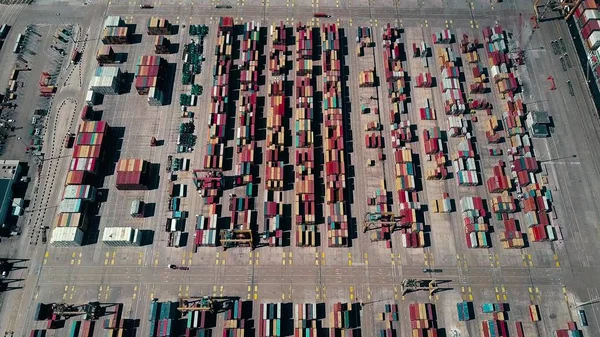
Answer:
[400, 279, 439, 296]
[51, 301, 102, 319]
[362, 212, 403, 233]
[219, 229, 254, 250]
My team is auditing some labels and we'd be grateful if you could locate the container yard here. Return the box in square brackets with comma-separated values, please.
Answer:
[4, 0, 600, 335]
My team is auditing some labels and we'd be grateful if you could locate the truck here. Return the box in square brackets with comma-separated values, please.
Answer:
[63, 133, 74, 148]
[140, 3, 153, 8]
[71, 49, 80, 64]
[313, 12, 331, 17]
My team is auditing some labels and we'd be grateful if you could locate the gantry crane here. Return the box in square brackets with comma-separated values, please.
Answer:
[362, 212, 403, 233]
[400, 279, 439, 296]
[193, 169, 224, 197]
[178, 296, 217, 313]
[219, 229, 254, 250]
[51, 301, 102, 319]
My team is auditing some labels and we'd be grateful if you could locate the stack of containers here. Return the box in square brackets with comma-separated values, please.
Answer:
[322, 23, 350, 248]
[390, 120, 412, 148]
[329, 302, 358, 337]
[459, 34, 486, 92]
[134, 55, 166, 105]
[89, 66, 121, 95]
[419, 99, 436, 120]
[294, 303, 318, 337]
[102, 303, 124, 332]
[29, 331, 46, 337]
[294, 23, 317, 247]
[376, 304, 399, 337]
[101, 16, 129, 44]
[195, 214, 218, 247]
[239, 21, 261, 92]
[490, 193, 517, 214]
[480, 303, 509, 337]
[381, 24, 409, 132]
[460, 196, 489, 248]
[431, 29, 452, 44]
[148, 301, 176, 337]
[555, 322, 584, 337]
[482, 25, 519, 97]
[499, 217, 525, 249]
[147, 17, 171, 35]
[269, 22, 287, 75]
[485, 118, 501, 143]
[154, 36, 171, 54]
[358, 70, 376, 87]
[502, 110, 525, 137]
[223, 299, 245, 337]
[437, 46, 466, 114]
[185, 310, 214, 335]
[486, 162, 512, 193]
[408, 302, 440, 337]
[81, 321, 94, 337]
[96, 45, 115, 64]
[356, 26, 374, 56]
[456, 301, 472, 321]
[453, 138, 479, 186]
[115, 158, 150, 190]
[423, 127, 443, 155]
[264, 22, 288, 247]
[415, 72, 433, 88]
[259, 303, 282, 337]
[431, 193, 452, 213]
[446, 116, 466, 138]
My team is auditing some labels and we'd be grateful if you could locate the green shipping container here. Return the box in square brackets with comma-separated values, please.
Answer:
[69, 321, 81, 337]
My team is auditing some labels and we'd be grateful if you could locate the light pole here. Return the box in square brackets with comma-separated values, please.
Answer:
[55, 13, 76, 43]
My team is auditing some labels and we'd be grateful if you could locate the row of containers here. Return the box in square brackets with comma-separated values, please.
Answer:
[433, 33, 467, 115]
[263, 22, 288, 247]
[453, 138, 480, 187]
[67, 321, 95, 337]
[394, 148, 425, 248]
[148, 301, 178, 337]
[354, 26, 393, 244]
[408, 302, 441, 337]
[294, 303, 321, 337]
[460, 196, 490, 248]
[423, 127, 448, 180]
[375, 304, 399, 337]
[259, 303, 283, 337]
[321, 24, 350, 248]
[231, 21, 263, 237]
[482, 25, 519, 97]
[223, 300, 246, 337]
[50, 119, 111, 247]
[459, 33, 488, 94]
[482, 25, 557, 244]
[294, 23, 319, 247]
[194, 16, 235, 247]
[329, 302, 360, 337]
[381, 25, 426, 247]
[134, 55, 168, 106]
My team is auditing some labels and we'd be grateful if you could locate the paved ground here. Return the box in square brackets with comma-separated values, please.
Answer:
[0, 0, 599, 337]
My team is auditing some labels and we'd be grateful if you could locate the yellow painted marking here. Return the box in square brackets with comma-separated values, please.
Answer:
[495, 287, 499, 293]
[71, 259, 74, 265]
[563, 287, 567, 294]
[503, 294, 507, 301]
[45, 251, 49, 258]
[216, 259, 220, 265]
[283, 260, 286, 265]
[111, 259, 115, 265]
[43, 259, 47, 265]
[461, 286, 465, 292]
[556, 261, 561, 267]
[469, 294, 474, 301]
[528, 287, 533, 293]
[221, 259, 225, 265]
[496, 294, 500, 301]
[77, 259, 81, 265]
[182, 259, 186, 265]
[154, 259, 159, 266]
[501, 286, 505, 293]
[138, 259, 142, 265]
[72, 252, 76, 258]
[104, 259, 108, 265]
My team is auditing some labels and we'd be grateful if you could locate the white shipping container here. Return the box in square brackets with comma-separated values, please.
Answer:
[588, 31, 600, 50]
[51, 227, 84, 247]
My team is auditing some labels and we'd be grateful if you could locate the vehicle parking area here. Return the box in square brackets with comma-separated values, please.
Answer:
[1, 0, 600, 335]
